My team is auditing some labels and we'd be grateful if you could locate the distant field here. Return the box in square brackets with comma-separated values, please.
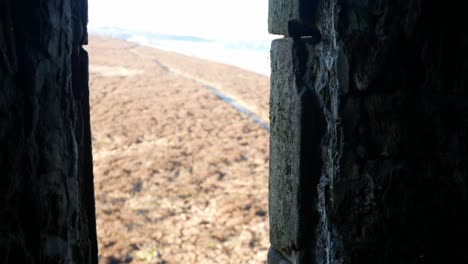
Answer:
[88, 35, 270, 264]
[88, 27, 274, 76]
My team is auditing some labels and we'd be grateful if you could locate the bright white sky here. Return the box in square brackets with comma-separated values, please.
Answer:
[88, 0, 272, 41]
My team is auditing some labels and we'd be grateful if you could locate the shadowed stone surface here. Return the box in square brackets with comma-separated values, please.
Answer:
[0, 0, 97, 263]
[268, 0, 319, 37]
[269, 0, 468, 263]
[270, 37, 325, 263]
[269, 38, 301, 255]
[268, 248, 292, 264]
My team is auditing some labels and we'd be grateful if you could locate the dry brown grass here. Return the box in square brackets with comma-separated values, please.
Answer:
[87, 35, 270, 264]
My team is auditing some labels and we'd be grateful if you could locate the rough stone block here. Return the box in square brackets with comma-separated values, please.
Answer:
[268, 0, 318, 36]
[0, 0, 98, 262]
[269, 38, 301, 253]
[268, 248, 293, 264]
[269, 37, 324, 262]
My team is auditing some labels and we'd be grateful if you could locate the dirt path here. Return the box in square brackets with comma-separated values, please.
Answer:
[87, 35, 270, 264]
[129, 47, 270, 132]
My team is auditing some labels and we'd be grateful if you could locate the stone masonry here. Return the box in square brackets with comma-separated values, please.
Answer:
[0, 0, 97, 262]
[268, 0, 468, 263]
[2, 0, 468, 263]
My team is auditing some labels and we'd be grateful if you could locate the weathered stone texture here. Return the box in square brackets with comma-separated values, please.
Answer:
[268, 248, 293, 264]
[268, 0, 319, 36]
[0, 0, 97, 263]
[270, 37, 325, 262]
[269, 38, 301, 256]
[269, 0, 468, 263]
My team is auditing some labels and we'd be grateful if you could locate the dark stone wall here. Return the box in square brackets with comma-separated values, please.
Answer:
[269, 0, 468, 263]
[0, 0, 98, 263]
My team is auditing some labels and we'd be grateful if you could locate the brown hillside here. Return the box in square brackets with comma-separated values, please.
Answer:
[87, 35, 270, 264]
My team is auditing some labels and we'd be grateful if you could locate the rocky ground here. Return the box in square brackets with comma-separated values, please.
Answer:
[87, 35, 270, 263]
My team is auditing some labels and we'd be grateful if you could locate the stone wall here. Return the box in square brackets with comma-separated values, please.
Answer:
[268, 0, 468, 263]
[0, 0, 97, 262]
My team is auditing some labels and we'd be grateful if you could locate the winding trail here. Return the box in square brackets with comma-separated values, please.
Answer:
[129, 45, 270, 132]
[201, 84, 270, 132]
[154, 59, 270, 133]
[152, 57, 270, 132]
